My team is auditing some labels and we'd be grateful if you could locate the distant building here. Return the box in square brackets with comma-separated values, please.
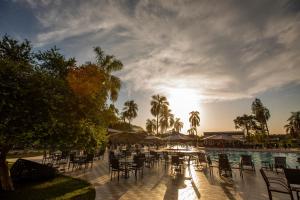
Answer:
[203, 131, 245, 141]
[203, 131, 244, 137]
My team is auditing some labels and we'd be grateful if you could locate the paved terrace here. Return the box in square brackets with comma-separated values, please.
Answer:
[63, 152, 291, 200]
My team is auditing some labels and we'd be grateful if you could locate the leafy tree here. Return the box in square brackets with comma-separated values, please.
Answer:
[159, 106, 174, 134]
[233, 114, 257, 140]
[122, 100, 138, 126]
[173, 118, 184, 132]
[189, 111, 200, 135]
[146, 119, 157, 134]
[251, 98, 270, 136]
[150, 95, 169, 134]
[0, 36, 122, 190]
[284, 111, 300, 138]
[94, 47, 123, 102]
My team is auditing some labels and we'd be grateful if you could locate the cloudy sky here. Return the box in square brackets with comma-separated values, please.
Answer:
[1, 0, 300, 134]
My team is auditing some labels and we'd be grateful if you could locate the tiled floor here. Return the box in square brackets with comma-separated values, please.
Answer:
[65, 154, 293, 200]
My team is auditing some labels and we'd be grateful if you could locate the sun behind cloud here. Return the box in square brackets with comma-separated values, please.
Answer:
[167, 88, 202, 133]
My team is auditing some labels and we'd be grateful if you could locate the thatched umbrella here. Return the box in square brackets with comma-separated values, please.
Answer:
[142, 135, 162, 144]
[109, 132, 146, 144]
[163, 133, 190, 143]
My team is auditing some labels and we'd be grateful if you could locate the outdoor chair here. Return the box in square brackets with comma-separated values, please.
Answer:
[42, 151, 53, 164]
[195, 153, 208, 169]
[240, 155, 255, 177]
[274, 157, 287, 173]
[260, 168, 294, 200]
[110, 158, 125, 181]
[162, 152, 170, 169]
[108, 151, 116, 172]
[131, 156, 144, 180]
[84, 154, 94, 168]
[206, 155, 216, 175]
[68, 153, 82, 171]
[284, 168, 300, 200]
[218, 154, 232, 177]
[171, 155, 183, 174]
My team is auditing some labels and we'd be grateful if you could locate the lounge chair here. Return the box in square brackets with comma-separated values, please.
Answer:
[218, 154, 232, 177]
[260, 168, 294, 200]
[240, 155, 255, 177]
[284, 168, 300, 200]
[195, 153, 207, 169]
[274, 157, 287, 173]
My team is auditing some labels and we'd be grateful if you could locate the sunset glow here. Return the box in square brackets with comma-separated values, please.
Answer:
[167, 88, 202, 133]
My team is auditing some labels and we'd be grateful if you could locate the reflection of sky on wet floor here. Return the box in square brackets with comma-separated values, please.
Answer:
[206, 149, 300, 168]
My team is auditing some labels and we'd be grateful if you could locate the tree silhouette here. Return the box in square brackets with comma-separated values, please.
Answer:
[122, 100, 138, 126]
[159, 106, 174, 134]
[284, 111, 300, 138]
[189, 111, 200, 135]
[146, 119, 157, 134]
[251, 98, 270, 136]
[174, 118, 184, 132]
[150, 95, 169, 134]
[94, 47, 123, 102]
[234, 114, 257, 140]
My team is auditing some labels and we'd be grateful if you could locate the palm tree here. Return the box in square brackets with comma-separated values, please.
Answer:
[187, 127, 196, 135]
[251, 98, 270, 136]
[173, 118, 184, 132]
[233, 114, 257, 139]
[150, 95, 169, 134]
[284, 111, 300, 138]
[123, 100, 138, 126]
[159, 106, 174, 134]
[146, 119, 157, 134]
[189, 111, 200, 135]
[94, 47, 123, 102]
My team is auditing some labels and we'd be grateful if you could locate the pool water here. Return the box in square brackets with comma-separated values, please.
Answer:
[205, 149, 300, 168]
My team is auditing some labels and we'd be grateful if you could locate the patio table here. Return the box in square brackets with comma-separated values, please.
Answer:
[119, 159, 133, 179]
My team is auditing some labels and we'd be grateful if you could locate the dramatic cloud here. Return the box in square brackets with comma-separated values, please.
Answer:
[15, 0, 300, 102]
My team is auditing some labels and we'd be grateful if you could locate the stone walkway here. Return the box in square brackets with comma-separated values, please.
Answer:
[65, 154, 292, 200]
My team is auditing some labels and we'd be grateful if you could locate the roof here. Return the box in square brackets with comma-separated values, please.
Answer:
[203, 131, 244, 136]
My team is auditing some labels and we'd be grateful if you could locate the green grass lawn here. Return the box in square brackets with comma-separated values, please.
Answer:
[0, 175, 95, 200]
[7, 151, 43, 159]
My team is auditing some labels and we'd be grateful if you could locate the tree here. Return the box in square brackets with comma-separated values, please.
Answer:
[189, 111, 200, 135]
[122, 100, 138, 126]
[173, 118, 184, 132]
[94, 47, 123, 102]
[233, 114, 257, 139]
[251, 98, 270, 136]
[284, 111, 300, 138]
[187, 127, 196, 135]
[159, 106, 174, 134]
[0, 36, 122, 190]
[146, 119, 157, 134]
[150, 95, 169, 134]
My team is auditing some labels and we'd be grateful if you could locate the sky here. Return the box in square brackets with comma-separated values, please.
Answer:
[1, 0, 300, 135]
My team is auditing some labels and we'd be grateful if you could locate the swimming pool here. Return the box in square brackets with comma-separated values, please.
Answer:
[205, 149, 300, 168]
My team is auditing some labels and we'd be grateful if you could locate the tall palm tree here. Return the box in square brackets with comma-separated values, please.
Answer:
[94, 47, 123, 102]
[146, 119, 157, 134]
[189, 111, 200, 135]
[233, 114, 257, 139]
[284, 111, 300, 138]
[173, 118, 184, 132]
[150, 95, 169, 134]
[123, 100, 138, 126]
[159, 106, 174, 134]
[187, 127, 196, 135]
[251, 98, 270, 136]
